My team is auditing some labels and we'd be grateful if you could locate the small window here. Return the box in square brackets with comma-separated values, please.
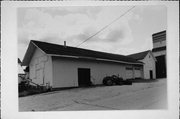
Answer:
[135, 67, 141, 70]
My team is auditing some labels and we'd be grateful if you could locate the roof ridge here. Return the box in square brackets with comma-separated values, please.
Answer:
[22, 40, 143, 65]
[31, 40, 131, 58]
[127, 50, 151, 60]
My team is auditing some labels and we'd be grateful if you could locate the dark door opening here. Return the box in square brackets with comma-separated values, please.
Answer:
[78, 68, 91, 87]
[150, 70, 153, 79]
[155, 55, 166, 78]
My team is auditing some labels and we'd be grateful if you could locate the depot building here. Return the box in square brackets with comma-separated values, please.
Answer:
[22, 40, 144, 88]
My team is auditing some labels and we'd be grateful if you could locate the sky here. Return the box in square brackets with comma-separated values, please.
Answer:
[18, 5, 166, 61]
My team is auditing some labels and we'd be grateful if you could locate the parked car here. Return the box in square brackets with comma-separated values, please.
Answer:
[103, 75, 123, 86]
[103, 75, 132, 86]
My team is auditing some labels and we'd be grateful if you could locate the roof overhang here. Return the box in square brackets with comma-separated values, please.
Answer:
[21, 41, 37, 66]
[50, 54, 143, 65]
[22, 40, 143, 66]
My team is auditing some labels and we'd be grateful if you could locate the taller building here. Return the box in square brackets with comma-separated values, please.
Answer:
[152, 30, 166, 78]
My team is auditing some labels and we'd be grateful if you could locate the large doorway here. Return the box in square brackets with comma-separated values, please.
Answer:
[78, 68, 91, 87]
[155, 55, 166, 78]
[150, 70, 153, 79]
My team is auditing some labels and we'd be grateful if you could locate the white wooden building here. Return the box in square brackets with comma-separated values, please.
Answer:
[128, 50, 156, 79]
[22, 40, 143, 88]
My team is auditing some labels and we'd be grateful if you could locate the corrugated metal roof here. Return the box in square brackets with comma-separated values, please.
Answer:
[22, 40, 143, 65]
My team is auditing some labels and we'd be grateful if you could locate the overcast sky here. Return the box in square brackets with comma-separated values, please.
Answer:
[18, 5, 166, 60]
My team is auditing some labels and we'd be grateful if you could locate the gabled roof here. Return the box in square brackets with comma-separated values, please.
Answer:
[22, 40, 143, 66]
[127, 50, 151, 60]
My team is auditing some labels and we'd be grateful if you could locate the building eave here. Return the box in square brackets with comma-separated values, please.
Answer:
[22, 40, 144, 66]
[22, 41, 49, 66]
[49, 54, 143, 65]
[21, 42, 36, 66]
[152, 46, 166, 52]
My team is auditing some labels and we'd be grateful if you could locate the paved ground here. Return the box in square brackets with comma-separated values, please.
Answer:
[19, 78, 167, 111]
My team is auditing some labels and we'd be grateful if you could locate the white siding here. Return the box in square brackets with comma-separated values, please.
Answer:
[126, 67, 143, 80]
[29, 48, 53, 86]
[141, 53, 156, 79]
[126, 67, 133, 79]
[52, 57, 139, 88]
[134, 68, 142, 78]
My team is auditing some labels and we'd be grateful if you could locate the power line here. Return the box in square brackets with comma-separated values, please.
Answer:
[76, 6, 135, 47]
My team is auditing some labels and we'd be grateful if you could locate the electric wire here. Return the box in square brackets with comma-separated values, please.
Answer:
[76, 6, 135, 47]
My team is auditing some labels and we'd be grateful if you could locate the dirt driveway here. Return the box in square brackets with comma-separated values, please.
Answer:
[19, 79, 167, 111]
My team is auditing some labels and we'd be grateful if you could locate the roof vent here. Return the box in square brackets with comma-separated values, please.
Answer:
[64, 41, 66, 47]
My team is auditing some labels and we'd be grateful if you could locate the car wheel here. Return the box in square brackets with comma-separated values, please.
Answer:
[106, 79, 113, 86]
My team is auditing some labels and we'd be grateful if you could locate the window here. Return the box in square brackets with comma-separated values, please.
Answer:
[126, 67, 133, 70]
[135, 67, 140, 70]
